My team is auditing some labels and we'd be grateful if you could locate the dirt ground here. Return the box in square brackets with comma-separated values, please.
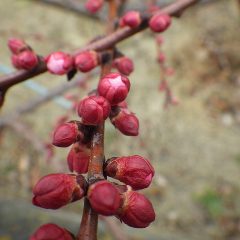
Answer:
[0, 0, 240, 239]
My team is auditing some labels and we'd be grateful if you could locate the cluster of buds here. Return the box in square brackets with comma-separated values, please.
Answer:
[8, 38, 39, 70]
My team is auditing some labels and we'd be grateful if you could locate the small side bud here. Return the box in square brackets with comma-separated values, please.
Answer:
[118, 191, 155, 228]
[46, 52, 73, 75]
[85, 0, 104, 14]
[113, 57, 134, 76]
[67, 143, 90, 174]
[52, 121, 82, 147]
[88, 180, 121, 216]
[105, 155, 154, 190]
[32, 174, 86, 209]
[98, 73, 130, 105]
[30, 223, 74, 240]
[120, 11, 141, 28]
[77, 96, 110, 125]
[8, 38, 29, 54]
[149, 13, 171, 33]
[74, 51, 99, 72]
[157, 52, 165, 63]
[110, 108, 139, 136]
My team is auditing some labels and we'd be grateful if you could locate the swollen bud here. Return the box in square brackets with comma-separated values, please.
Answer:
[88, 180, 121, 216]
[98, 73, 130, 105]
[46, 52, 73, 75]
[12, 50, 38, 70]
[67, 143, 90, 174]
[8, 38, 29, 54]
[74, 51, 98, 72]
[52, 121, 82, 147]
[110, 108, 139, 136]
[32, 174, 86, 209]
[149, 13, 171, 33]
[120, 11, 141, 28]
[30, 223, 74, 240]
[118, 191, 155, 228]
[85, 0, 104, 14]
[113, 57, 134, 76]
[77, 96, 110, 125]
[105, 155, 154, 190]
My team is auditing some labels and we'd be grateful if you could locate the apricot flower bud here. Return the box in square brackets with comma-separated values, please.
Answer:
[110, 108, 139, 136]
[12, 50, 38, 70]
[52, 122, 82, 147]
[77, 96, 110, 125]
[8, 38, 29, 54]
[67, 143, 90, 174]
[120, 11, 141, 28]
[98, 73, 130, 105]
[105, 155, 154, 190]
[75, 51, 98, 72]
[85, 0, 103, 14]
[30, 223, 74, 240]
[32, 174, 86, 209]
[88, 180, 121, 216]
[118, 191, 155, 228]
[46, 52, 73, 75]
[149, 13, 171, 33]
[113, 57, 134, 76]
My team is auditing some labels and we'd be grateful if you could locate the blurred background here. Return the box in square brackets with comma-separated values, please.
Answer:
[0, 0, 240, 239]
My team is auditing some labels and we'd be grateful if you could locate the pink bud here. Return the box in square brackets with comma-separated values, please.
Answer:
[149, 13, 171, 33]
[67, 143, 90, 174]
[30, 223, 74, 240]
[12, 50, 38, 70]
[85, 0, 104, 14]
[98, 73, 130, 105]
[156, 35, 164, 45]
[118, 191, 155, 228]
[111, 108, 139, 136]
[120, 11, 141, 28]
[46, 52, 73, 75]
[105, 155, 154, 190]
[77, 96, 110, 125]
[32, 174, 85, 209]
[113, 57, 134, 76]
[74, 51, 98, 72]
[52, 122, 81, 147]
[157, 52, 165, 63]
[88, 180, 121, 216]
[8, 38, 29, 54]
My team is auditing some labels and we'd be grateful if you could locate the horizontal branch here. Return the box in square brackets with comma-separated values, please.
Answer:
[0, 0, 199, 92]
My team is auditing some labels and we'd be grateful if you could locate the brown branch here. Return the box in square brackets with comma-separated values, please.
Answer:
[0, 0, 200, 94]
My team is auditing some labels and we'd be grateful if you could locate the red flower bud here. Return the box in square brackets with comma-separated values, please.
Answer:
[88, 180, 121, 216]
[12, 50, 38, 70]
[67, 143, 90, 174]
[105, 155, 154, 190]
[111, 108, 139, 136]
[46, 52, 73, 75]
[85, 0, 104, 14]
[8, 38, 29, 54]
[74, 51, 98, 72]
[30, 223, 74, 240]
[157, 52, 165, 63]
[98, 73, 130, 105]
[77, 96, 110, 125]
[149, 13, 171, 33]
[113, 57, 134, 76]
[118, 191, 155, 228]
[52, 122, 81, 147]
[120, 11, 141, 28]
[32, 174, 85, 209]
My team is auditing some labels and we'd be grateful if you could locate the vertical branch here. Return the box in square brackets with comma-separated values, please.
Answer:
[77, 1, 117, 239]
